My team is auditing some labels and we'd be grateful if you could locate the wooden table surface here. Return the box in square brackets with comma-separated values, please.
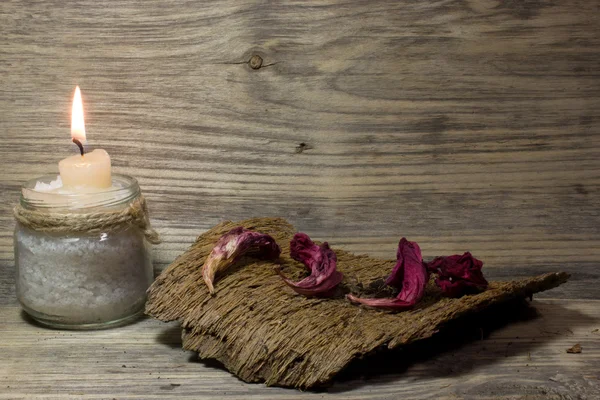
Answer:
[1, 0, 599, 398]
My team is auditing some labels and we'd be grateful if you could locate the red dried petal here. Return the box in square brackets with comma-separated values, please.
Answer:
[202, 227, 281, 294]
[347, 238, 428, 310]
[385, 238, 423, 289]
[278, 233, 343, 297]
[425, 252, 488, 297]
[435, 279, 479, 298]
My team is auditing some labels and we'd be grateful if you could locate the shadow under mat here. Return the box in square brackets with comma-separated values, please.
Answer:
[325, 298, 594, 392]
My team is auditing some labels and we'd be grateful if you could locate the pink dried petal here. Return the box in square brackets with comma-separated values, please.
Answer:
[202, 227, 280, 294]
[425, 252, 488, 297]
[346, 294, 413, 310]
[278, 233, 343, 297]
[277, 269, 343, 297]
[347, 238, 428, 310]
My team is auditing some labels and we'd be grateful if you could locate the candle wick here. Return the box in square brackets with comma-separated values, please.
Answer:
[72, 139, 85, 156]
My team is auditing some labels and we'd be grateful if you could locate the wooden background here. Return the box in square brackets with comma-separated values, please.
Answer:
[0, 0, 598, 399]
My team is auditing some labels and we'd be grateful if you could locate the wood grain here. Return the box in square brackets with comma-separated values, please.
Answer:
[1, 0, 599, 284]
[0, 0, 599, 398]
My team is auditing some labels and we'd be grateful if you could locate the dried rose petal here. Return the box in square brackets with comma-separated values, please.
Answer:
[277, 233, 343, 297]
[202, 227, 280, 294]
[347, 238, 428, 310]
[425, 252, 488, 297]
[346, 294, 414, 309]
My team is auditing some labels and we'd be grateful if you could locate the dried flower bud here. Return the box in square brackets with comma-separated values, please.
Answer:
[277, 233, 343, 297]
[202, 227, 280, 294]
[347, 238, 428, 310]
[425, 252, 488, 297]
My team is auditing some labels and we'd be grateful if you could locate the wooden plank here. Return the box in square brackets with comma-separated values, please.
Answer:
[0, 0, 599, 288]
[0, 299, 598, 399]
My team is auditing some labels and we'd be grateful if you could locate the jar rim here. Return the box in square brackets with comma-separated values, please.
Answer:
[20, 173, 141, 211]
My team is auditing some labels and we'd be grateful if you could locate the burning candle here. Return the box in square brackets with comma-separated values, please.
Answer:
[14, 86, 158, 329]
[58, 86, 112, 190]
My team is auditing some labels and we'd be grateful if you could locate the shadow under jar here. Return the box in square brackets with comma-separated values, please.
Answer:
[14, 174, 154, 329]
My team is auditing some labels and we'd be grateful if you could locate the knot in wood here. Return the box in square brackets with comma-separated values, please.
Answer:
[249, 55, 263, 70]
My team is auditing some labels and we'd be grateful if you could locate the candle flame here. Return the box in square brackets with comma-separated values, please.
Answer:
[71, 86, 86, 143]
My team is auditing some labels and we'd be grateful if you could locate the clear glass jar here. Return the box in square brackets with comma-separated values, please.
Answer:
[14, 174, 154, 329]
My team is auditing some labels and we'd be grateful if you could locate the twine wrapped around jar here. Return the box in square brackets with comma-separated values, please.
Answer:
[13, 195, 161, 244]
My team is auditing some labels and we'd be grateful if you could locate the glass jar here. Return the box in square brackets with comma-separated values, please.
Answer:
[14, 174, 154, 329]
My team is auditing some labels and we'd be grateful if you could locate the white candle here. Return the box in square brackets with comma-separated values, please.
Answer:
[58, 86, 112, 190]
[59, 149, 112, 189]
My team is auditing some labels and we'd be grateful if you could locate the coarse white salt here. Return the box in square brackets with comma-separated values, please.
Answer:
[15, 225, 153, 326]
[34, 175, 63, 191]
